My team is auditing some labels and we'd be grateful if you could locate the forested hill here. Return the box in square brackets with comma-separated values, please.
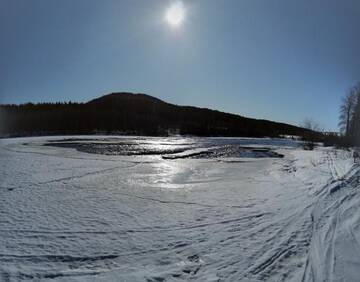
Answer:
[0, 92, 308, 137]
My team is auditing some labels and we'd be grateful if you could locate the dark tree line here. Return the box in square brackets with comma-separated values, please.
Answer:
[0, 92, 310, 138]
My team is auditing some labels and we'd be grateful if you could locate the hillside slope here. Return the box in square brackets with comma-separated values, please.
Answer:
[0, 92, 308, 137]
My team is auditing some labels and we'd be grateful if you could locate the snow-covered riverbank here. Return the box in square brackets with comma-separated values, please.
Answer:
[0, 137, 358, 281]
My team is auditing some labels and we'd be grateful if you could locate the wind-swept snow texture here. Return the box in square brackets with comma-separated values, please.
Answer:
[0, 136, 358, 281]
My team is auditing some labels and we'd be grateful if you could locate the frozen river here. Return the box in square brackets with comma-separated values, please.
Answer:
[0, 136, 359, 281]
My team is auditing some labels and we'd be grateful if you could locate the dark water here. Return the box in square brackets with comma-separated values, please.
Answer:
[44, 137, 296, 158]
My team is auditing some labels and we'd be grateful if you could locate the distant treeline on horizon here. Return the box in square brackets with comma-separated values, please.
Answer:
[0, 92, 310, 138]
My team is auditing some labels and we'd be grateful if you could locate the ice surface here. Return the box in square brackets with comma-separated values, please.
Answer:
[0, 136, 358, 281]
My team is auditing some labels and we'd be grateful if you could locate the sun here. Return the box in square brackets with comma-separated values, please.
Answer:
[165, 1, 185, 27]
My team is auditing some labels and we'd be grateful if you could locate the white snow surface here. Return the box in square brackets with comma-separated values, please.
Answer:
[0, 136, 359, 281]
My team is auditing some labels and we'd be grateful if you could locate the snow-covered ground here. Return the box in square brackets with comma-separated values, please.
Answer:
[0, 136, 359, 281]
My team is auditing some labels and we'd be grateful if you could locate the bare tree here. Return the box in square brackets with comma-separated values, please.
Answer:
[339, 88, 357, 136]
[302, 118, 321, 132]
[301, 118, 321, 150]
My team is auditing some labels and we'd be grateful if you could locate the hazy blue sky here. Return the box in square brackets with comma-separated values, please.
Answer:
[1, 0, 360, 130]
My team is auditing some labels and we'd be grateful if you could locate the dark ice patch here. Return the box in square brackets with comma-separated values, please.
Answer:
[43, 138, 284, 159]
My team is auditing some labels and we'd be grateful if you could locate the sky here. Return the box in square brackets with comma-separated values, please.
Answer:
[1, 0, 360, 130]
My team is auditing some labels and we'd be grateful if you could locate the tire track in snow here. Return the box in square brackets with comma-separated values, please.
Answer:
[243, 204, 314, 280]
[241, 150, 353, 281]
[302, 155, 360, 282]
[37, 163, 140, 185]
[0, 253, 118, 263]
[105, 190, 254, 209]
[0, 212, 269, 235]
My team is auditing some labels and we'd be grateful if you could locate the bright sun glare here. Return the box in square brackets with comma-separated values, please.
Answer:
[165, 1, 185, 27]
